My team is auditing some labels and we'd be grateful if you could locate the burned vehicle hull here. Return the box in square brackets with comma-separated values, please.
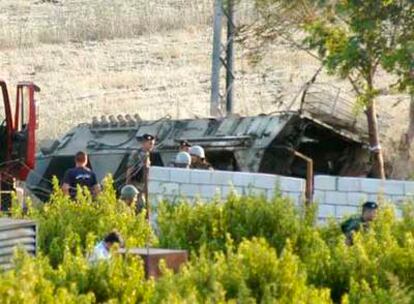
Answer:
[26, 112, 369, 201]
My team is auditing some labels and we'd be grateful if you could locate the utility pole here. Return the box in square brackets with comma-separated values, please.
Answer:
[210, 0, 235, 117]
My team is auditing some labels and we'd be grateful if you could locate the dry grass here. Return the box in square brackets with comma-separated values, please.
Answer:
[0, 0, 213, 49]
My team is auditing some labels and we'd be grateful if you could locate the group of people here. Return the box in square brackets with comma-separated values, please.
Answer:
[61, 133, 216, 262]
[61, 133, 379, 262]
[60, 133, 214, 215]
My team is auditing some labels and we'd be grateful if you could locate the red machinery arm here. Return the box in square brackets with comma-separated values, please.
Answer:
[0, 80, 14, 162]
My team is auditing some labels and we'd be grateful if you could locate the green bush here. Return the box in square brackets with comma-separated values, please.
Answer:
[13, 176, 154, 267]
[0, 248, 153, 303]
[152, 237, 331, 303]
[157, 193, 307, 253]
[3, 183, 414, 303]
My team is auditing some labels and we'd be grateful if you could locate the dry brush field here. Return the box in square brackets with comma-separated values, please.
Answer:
[0, 0, 412, 178]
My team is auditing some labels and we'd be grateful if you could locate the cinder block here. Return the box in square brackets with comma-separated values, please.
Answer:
[337, 177, 362, 192]
[383, 180, 405, 195]
[210, 171, 234, 186]
[360, 178, 384, 194]
[253, 174, 277, 190]
[232, 172, 256, 187]
[159, 182, 179, 196]
[170, 168, 190, 183]
[347, 192, 368, 206]
[389, 196, 407, 205]
[247, 187, 268, 197]
[200, 185, 220, 199]
[376, 194, 393, 203]
[179, 184, 201, 198]
[190, 170, 212, 184]
[335, 205, 358, 218]
[367, 193, 379, 202]
[279, 176, 306, 192]
[285, 192, 303, 206]
[149, 194, 163, 204]
[148, 181, 162, 194]
[318, 204, 336, 218]
[314, 175, 337, 191]
[404, 181, 414, 195]
[149, 166, 171, 182]
[221, 186, 243, 198]
[267, 188, 286, 200]
[325, 191, 348, 205]
[313, 190, 326, 204]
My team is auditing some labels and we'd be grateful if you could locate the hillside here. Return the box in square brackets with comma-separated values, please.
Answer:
[0, 0, 412, 178]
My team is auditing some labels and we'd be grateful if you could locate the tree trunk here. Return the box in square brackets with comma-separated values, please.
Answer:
[408, 94, 414, 145]
[366, 99, 386, 179]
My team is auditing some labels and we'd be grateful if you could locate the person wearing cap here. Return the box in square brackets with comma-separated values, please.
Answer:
[126, 133, 155, 191]
[88, 231, 124, 263]
[341, 201, 378, 245]
[189, 145, 213, 170]
[168, 140, 192, 167]
[179, 140, 192, 153]
[174, 151, 192, 169]
[120, 184, 146, 214]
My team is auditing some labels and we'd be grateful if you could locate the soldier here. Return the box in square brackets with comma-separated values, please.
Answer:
[174, 151, 192, 168]
[189, 145, 213, 170]
[168, 140, 192, 167]
[120, 184, 146, 214]
[179, 140, 192, 153]
[62, 151, 100, 199]
[341, 201, 378, 245]
[126, 133, 155, 191]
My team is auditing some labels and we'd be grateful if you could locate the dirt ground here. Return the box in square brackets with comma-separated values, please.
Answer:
[0, 0, 412, 178]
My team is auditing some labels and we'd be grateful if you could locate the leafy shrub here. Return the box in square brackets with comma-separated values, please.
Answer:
[13, 177, 154, 267]
[153, 237, 332, 303]
[4, 183, 414, 303]
[0, 248, 153, 303]
[157, 193, 306, 253]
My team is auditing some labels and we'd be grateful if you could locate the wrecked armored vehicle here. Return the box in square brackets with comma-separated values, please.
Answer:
[26, 111, 370, 201]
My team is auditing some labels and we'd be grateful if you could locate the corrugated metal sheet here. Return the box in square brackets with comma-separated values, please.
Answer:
[0, 218, 37, 270]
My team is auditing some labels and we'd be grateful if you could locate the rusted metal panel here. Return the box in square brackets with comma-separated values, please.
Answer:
[27, 112, 370, 201]
[120, 248, 188, 279]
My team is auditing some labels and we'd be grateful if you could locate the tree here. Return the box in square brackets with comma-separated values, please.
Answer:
[250, 0, 414, 179]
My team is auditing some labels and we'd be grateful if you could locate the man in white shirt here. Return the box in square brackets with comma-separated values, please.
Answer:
[89, 231, 123, 263]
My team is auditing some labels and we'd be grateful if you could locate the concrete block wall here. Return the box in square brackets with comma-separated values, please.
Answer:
[314, 176, 414, 220]
[148, 167, 305, 206]
[148, 167, 414, 222]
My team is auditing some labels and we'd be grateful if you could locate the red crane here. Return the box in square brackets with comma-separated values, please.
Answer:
[0, 80, 39, 211]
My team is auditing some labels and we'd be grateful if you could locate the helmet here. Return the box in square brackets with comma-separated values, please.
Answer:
[189, 145, 205, 158]
[120, 185, 139, 200]
[175, 151, 192, 166]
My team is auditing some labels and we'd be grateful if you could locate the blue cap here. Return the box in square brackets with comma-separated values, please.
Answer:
[137, 133, 155, 141]
[362, 201, 378, 210]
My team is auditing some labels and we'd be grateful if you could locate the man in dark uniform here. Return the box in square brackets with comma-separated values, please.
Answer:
[62, 151, 100, 199]
[341, 201, 378, 245]
[120, 184, 146, 214]
[189, 145, 213, 170]
[126, 133, 155, 191]
[179, 140, 192, 153]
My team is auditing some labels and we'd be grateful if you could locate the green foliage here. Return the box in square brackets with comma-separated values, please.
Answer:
[0, 248, 153, 303]
[4, 183, 414, 302]
[153, 237, 332, 303]
[13, 176, 154, 267]
[157, 193, 305, 253]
